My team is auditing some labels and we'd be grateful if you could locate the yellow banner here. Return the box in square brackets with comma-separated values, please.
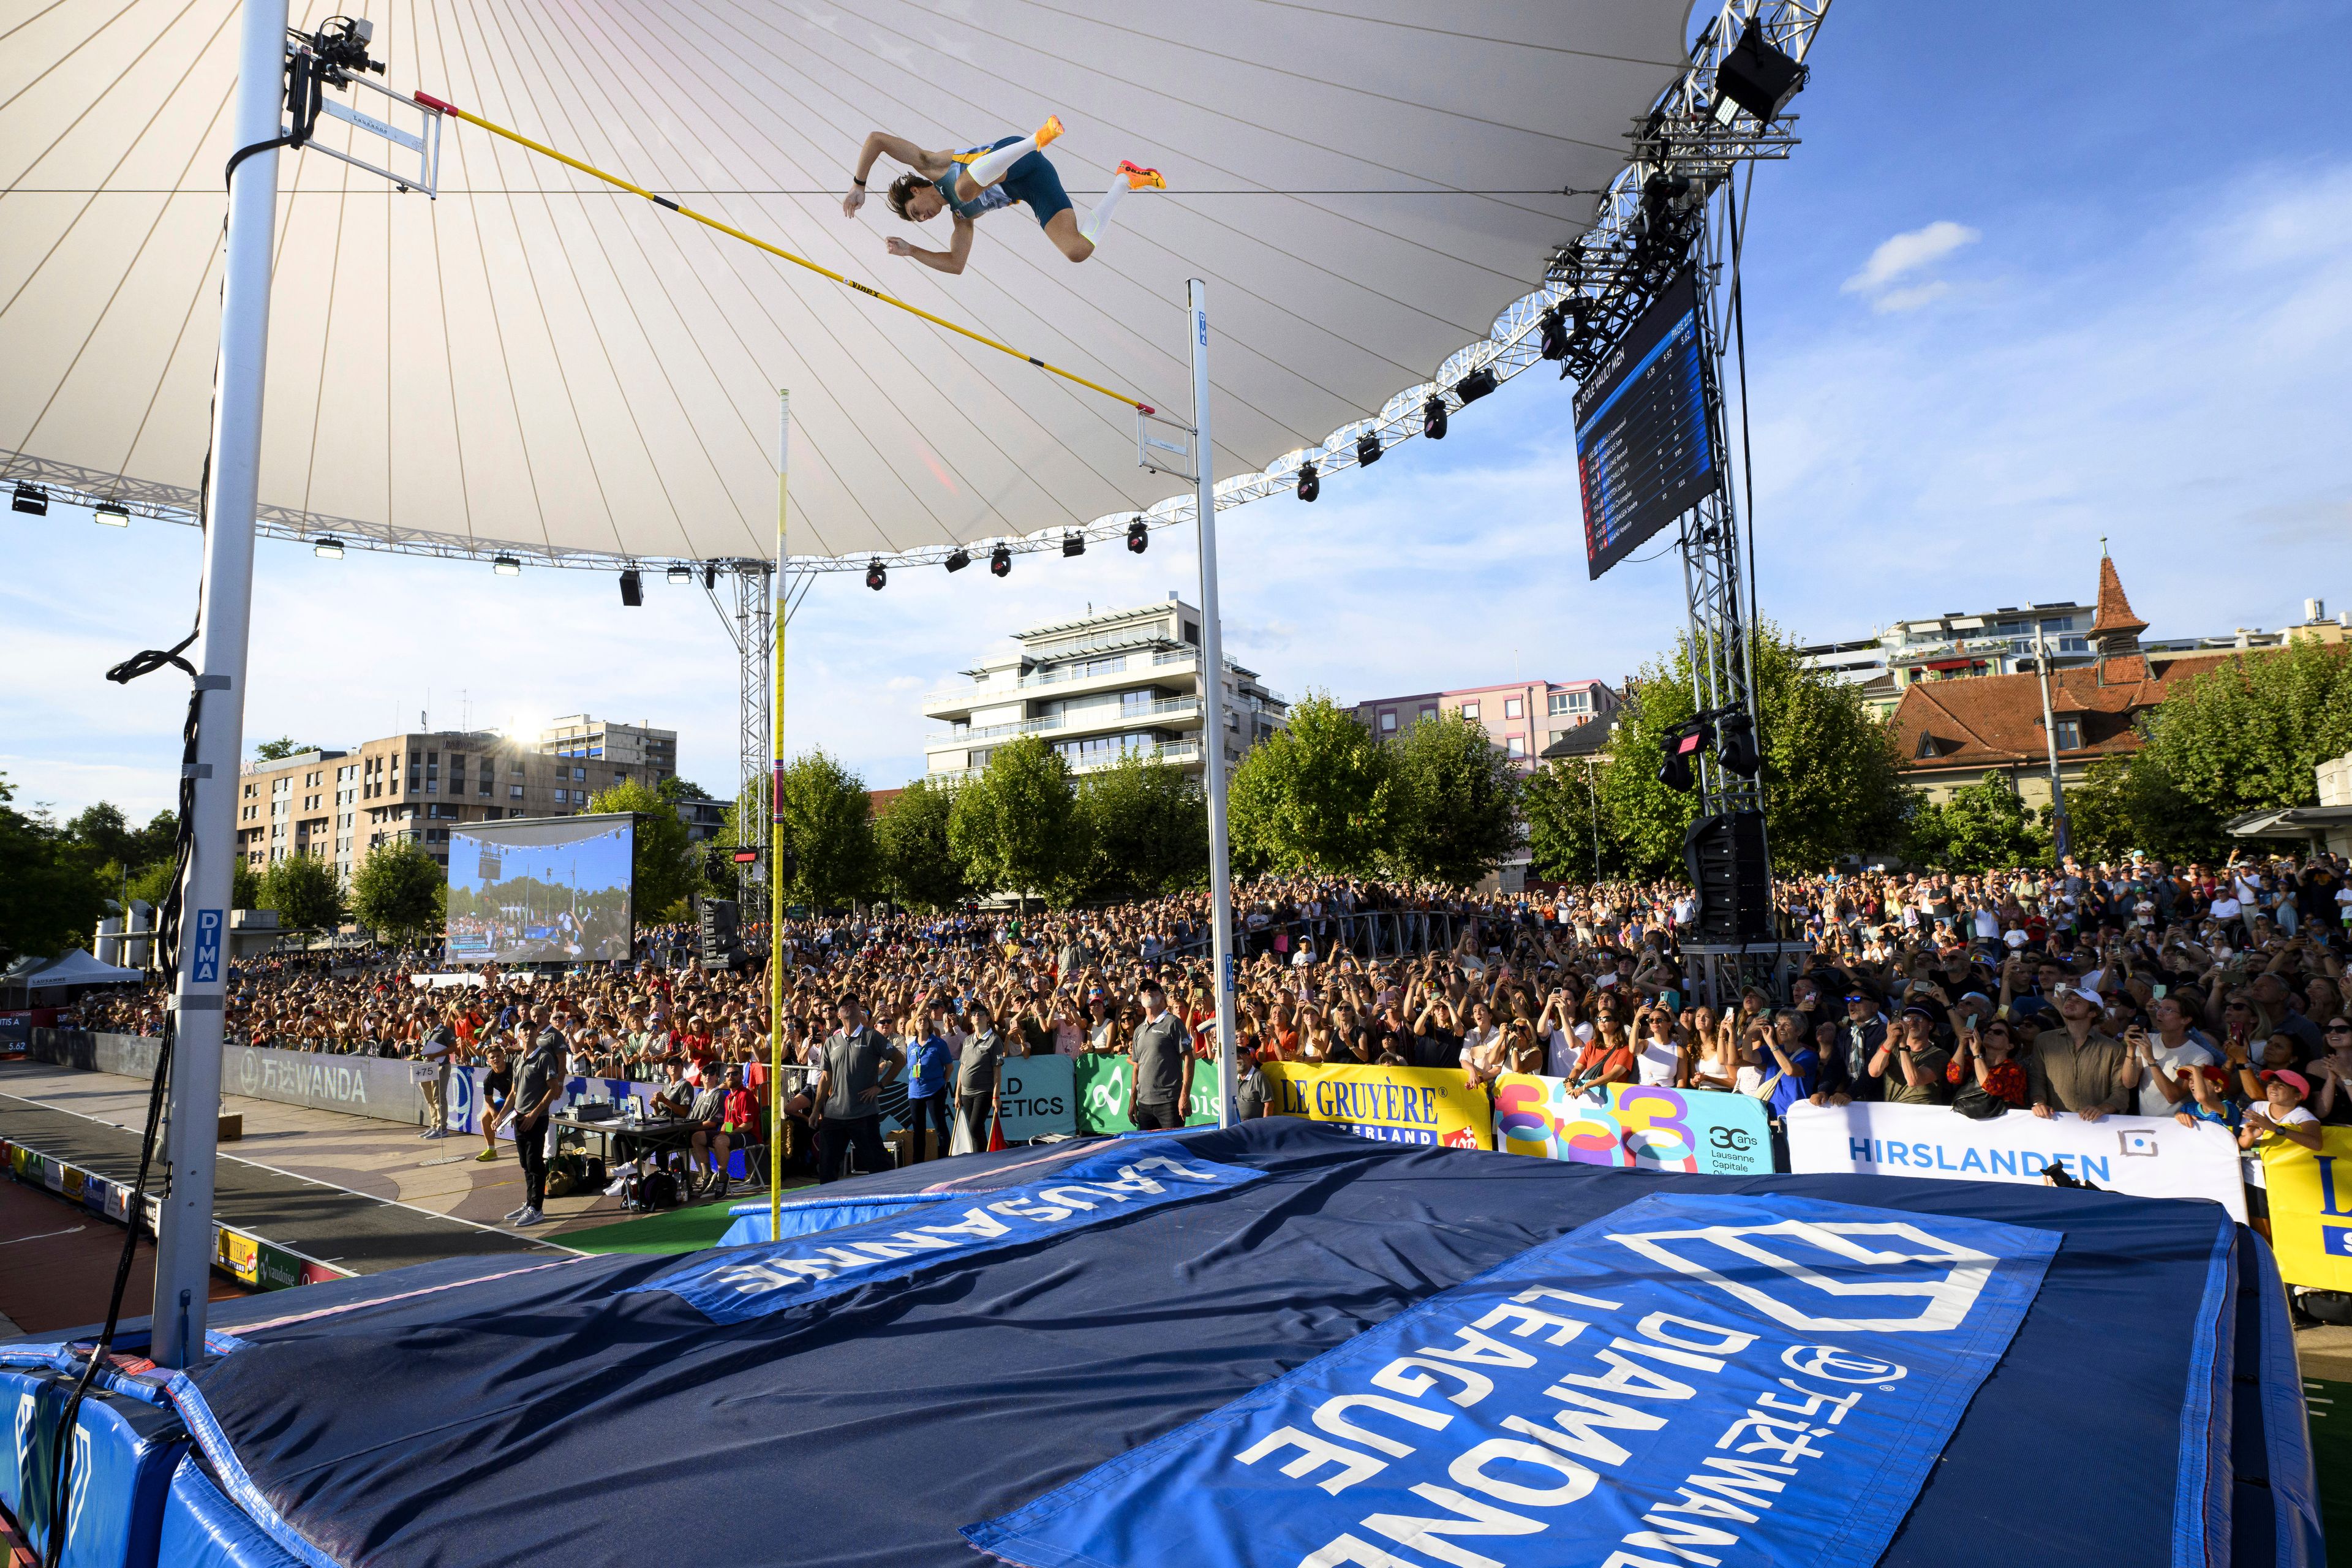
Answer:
[1262, 1063, 1493, 1150]
[2260, 1128, 2352, 1291]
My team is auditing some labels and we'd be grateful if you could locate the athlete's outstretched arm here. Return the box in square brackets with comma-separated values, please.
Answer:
[846, 132, 951, 215]
[886, 215, 974, 274]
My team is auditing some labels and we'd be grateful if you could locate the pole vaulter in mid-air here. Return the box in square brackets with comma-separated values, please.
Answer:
[842, 115, 1164, 273]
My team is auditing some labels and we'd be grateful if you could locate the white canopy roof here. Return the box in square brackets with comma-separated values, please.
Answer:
[25, 949, 145, 987]
[1, 0, 1694, 567]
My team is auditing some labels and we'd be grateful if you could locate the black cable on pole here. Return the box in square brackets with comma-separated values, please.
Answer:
[1728, 169, 1759, 682]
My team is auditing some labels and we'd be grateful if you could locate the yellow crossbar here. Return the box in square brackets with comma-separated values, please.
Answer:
[414, 92, 1154, 414]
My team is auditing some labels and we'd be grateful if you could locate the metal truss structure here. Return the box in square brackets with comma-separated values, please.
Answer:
[701, 559, 796, 904]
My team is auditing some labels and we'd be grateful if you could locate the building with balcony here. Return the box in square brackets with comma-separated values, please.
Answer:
[920, 597, 1287, 783]
[538, 715, 677, 780]
[1351, 679, 1621, 769]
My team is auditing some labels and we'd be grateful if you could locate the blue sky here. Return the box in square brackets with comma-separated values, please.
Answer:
[6, 1, 2348, 822]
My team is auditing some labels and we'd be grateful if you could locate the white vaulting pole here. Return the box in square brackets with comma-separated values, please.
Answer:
[1188, 281, 1238, 1128]
[152, 0, 289, 1366]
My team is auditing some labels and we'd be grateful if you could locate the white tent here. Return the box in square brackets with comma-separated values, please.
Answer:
[0, 0, 1695, 567]
[24, 949, 145, 987]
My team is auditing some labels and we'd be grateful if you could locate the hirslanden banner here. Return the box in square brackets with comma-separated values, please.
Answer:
[1785, 1100, 2246, 1221]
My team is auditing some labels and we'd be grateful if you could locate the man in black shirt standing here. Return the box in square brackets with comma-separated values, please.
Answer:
[1127, 979, 1193, 1130]
[814, 994, 903, 1183]
[506, 1005, 567, 1226]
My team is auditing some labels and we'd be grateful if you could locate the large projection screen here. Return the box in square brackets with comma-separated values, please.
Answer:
[445, 813, 635, 965]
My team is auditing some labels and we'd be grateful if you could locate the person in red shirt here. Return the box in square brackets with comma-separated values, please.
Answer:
[1566, 1018, 1635, 1095]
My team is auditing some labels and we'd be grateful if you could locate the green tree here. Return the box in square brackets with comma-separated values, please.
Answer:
[948, 736, 1084, 907]
[122, 855, 260, 914]
[2130, 641, 2352, 827]
[772, 750, 879, 911]
[1603, 625, 1910, 876]
[0, 775, 108, 961]
[586, 779, 701, 921]
[251, 737, 318, 762]
[1225, 693, 1393, 878]
[1072, 749, 1208, 902]
[1523, 758, 1629, 883]
[65, 802, 174, 871]
[350, 840, 445, 943]
[1907, 771, 2052, 871]
[875, 777, 969, 911]
[1386, 712, 1522, 886]
[256, 852, 346, 932]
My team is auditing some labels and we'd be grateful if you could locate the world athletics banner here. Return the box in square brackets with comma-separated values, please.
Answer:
[2260, 1128, 2352, 1290]
[966, 1190, 2058, 1568]
[1494, 1077, 1774, 1177]
[1262, 1063, 1494, 1150]
[1785, 1100, 2247, 1221]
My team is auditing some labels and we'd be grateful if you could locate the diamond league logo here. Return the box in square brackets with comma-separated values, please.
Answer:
[1607, 1216, 1997, 1333]
[1781, 1344, 1908, 1384]
[236, 1048, 259, 1095]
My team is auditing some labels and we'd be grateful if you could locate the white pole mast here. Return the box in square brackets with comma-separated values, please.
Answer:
[1187, 281, 1238, 1128]
[151, 0, 289, 1366]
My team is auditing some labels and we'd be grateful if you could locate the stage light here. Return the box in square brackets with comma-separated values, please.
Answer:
[1062, 531, 1085, 558]
[865, 558, 887, 590]
[1356, 432, 1381, 467]
[94, 501, 131, 527]
[667, 564, 692, 585]
[1657, 725, 1711, 793]
[492, 555, 521, 576]
[1715, 711, 1760, 776]
[312, 536, 344, 559]
[989, 545, 1012, 578]
[1295, 461, 1319, 503]
[944, 548, 971, 573]
[1126, 518, 1148, 553]
[1454, 367, 1497, 405]
[11, 483, 47, 516]
[1537, 307, 1569, 361]
[619, 568, 643, 606]
[703, 564, 718, 591]
[1712, 16, 1806, 126]
[1422, 396, 1448, 440]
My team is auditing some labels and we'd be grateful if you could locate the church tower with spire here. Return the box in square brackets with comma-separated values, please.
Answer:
[2089, 543, 2149, 682]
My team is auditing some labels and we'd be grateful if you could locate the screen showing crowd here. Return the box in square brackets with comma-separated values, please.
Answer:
[445, 813, 635, 964]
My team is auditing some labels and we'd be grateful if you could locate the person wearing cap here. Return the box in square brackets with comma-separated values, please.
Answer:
[1872, 1005, 1953, 1106]
[2027, 984, 2131, 1123]
[1128, 978, 1194, 1131]
[2238, 1069, 2322, 1152]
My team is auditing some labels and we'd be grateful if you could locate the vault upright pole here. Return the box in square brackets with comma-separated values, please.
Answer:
[770, 391, 788, 1239]
[151, 0, 289, 1368]
[1187, 281, 1238, 1128]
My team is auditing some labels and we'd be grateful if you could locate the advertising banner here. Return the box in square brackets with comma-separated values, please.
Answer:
[1494, 1077, 1773, 1176]
[966, 1191, 2058, 1568]
[1074, 1054, 1222, 1134]
[993, 1055, 1076, 1142]
[1262, 1063, 1493, 1150]
[2260, 1129, 2352, 1289]
[1785, 1101, 2246, 1221]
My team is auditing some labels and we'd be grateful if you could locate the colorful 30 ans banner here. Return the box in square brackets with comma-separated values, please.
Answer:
[1493, 1076, 1774, 1175]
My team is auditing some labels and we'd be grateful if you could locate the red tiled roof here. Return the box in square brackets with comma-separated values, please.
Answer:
[1892, 650, 2248, 772]
[867, 788, 905, 816]
[2092, 554, 2147, 638]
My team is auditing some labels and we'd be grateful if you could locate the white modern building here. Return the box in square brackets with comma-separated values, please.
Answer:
[922, 598, 1287, 783]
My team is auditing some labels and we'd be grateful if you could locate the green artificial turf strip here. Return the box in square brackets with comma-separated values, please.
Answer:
[562, 1183, 813, 1256]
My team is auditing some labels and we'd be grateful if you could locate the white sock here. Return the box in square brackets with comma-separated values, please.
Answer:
[965, 135, 1036, 188]
[1079, 175, 1130, 245]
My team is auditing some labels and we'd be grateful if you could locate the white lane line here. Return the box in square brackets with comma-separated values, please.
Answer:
[0, 1226, 86, 1246]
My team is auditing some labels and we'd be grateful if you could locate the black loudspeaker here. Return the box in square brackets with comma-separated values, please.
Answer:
[1683, 809, 1770, 943]
[696, 897, 740, 965]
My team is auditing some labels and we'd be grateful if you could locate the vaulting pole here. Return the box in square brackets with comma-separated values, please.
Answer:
[771, 391, 788, 1240]
[1187, 281, 1238, 1128]
[151, 0, 290, 1368]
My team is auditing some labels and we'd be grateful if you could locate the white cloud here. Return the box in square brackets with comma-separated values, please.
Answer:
[1842, 220, 1980, 309]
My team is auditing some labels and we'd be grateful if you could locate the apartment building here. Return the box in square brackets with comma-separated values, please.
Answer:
[921, 598, 1287, 783]
[1351, 679, 1621, 769]
[238, 714, 677, 879]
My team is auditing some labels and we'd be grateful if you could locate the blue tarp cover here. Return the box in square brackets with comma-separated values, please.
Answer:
[158, 1120, 2251, 1568]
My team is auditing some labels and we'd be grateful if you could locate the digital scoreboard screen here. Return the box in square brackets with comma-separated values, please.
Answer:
[1574, 270, 1717, 581]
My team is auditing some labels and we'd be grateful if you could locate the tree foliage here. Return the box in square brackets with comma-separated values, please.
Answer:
[250, 737, 318, 763]
[1523, 758, 1632, 883]
[256, 852, 346, 932]
[351, 840, 445, 943]
[1905, 771, 2052, 872]
[1226, 693, 1393, 879]
[1603, 625, 1910, 876]
[949, 736, 1084, 905]
[875, 777, 968, 911]
[586, 779, 701, 920]
[1385, 712, 1522, 886]
[1072, 749, 1208, 902]
[771, 750, 878, 911]
[0, 776, 112, 962]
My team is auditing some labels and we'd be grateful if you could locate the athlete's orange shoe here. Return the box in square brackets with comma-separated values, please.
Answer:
[1117, 159, 1166, 190]
[1034, 114, 1065, 149]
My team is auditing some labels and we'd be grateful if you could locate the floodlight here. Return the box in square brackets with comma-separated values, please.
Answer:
[1355, 432, 1382, 467]
[1715, 711, 1760, 776]
[95, 502, 131, 527]
[11, 483, 47, 516]
[667, 565, 692, 585]
[1126, 518, 1148, 554]
[1422, 396, 1448, 440]
[1713, 17, 1807, 126]
[312, 536, 344, 559]
[944, 548, 971, 573]
[1657, 725, 1711, 793]
[492, 555, 521, 576]
[1537, 307, 1570, 361]
[1295, 462, 1319, 503]
[619, 568, 643, 606]
[865, 558, 887, 590]
[1062, 532, 1085, 558]
[989, 545, 1012, 578]
[1454, 368, 1498, 405]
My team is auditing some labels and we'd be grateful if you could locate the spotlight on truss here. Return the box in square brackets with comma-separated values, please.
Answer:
[1537, 307, 1570, 362]
[989, 545, 1012, 578]
[1295, 462, 1319, 502]
[1422, 396, 1449, 441]
[11, 483, 47, 516]
[1454, 367, 1497, 405]
[667, 565, 692, 585]
[95, 502, 131, 527]
[1126, 518, 1148, 554]
[1355, 432, 1381, 467]
[619, 569, 643, 606]
[865, 558, 887, 590]
[492, 555, 521, 576]
[312, 536, 344, 559]
[944, 548, 971, 573]
[1062, 532, 1085, 558]
[703, 564, 718, 591]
